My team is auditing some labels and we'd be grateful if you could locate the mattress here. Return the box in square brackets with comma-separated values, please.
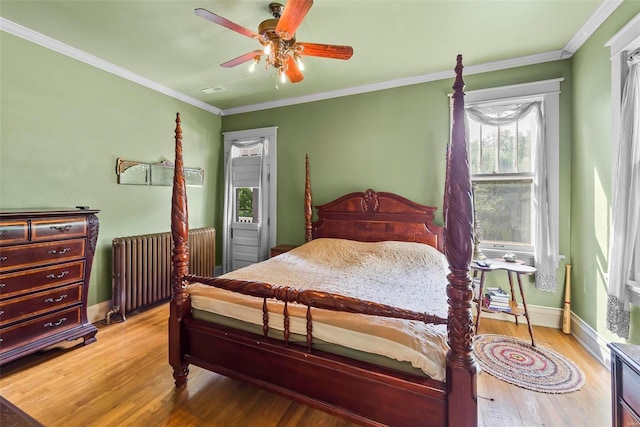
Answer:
[188, 238, 450, 381]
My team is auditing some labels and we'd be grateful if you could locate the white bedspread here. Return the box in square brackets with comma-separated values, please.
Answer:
[188, 238, 450, 381]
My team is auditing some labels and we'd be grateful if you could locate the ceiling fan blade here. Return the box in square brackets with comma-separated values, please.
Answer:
[297, 42, 353, 60]
[195, 8, 259, 39]
[285, 55, 304, 83]
[276, 0, 313, 41]
[220, 50, 264, 68]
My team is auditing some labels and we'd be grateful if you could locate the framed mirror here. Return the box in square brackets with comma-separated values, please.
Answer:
[116, 158, 204, 187]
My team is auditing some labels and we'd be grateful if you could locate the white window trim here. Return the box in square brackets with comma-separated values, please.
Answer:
[460, 79, 563, 264]
[606, 12, 640, 305]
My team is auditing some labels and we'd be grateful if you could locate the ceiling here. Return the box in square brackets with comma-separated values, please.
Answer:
[0, 1, 619, 115]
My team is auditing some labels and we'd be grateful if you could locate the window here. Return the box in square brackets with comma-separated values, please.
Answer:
[235, 187, 259, 223]
[469, 107, 536, 254]
[456, 79, 562, 291]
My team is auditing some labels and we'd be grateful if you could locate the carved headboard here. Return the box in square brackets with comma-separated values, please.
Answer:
[311, 189, 444, 253]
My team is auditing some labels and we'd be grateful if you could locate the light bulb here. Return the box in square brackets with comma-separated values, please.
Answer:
[249, 56, 259, 73]
[280, 69, 286, 84]
[264, 43, 272, 55]
[295, 55, 304, 71]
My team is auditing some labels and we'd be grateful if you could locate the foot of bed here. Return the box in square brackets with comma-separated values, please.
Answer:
[173, 365, 189, 388]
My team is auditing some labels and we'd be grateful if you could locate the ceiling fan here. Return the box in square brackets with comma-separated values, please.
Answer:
[195, 0, 353, 84]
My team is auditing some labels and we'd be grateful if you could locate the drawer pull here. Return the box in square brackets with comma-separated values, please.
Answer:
[48, 247, 71, 255]
[46, 271, 69, 279]
[0, 283, 5, 288]
[0, 230, 7, 236]
[50, 225, 73, 232]
[0, 310, 4, 315]
[44, 317, 67, 328]
[0, 338, 3, 343]
[44, 295, 67, 303]
[0, 256, 7, 261]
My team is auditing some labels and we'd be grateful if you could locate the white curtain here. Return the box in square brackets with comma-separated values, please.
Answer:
[222, 140, 266, 273]
[466, 101, 560, 291]
[607, 49, 640, 340]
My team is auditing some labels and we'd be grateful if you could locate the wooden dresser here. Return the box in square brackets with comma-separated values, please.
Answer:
[610, 342, 640, 426]
[0, 209, 99, 365]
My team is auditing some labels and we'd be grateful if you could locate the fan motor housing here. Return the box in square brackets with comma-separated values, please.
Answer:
[258, 18, 296, 48]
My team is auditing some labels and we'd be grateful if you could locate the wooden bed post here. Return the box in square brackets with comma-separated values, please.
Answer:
[169, 112, 191, 388]
[304, 154, 313, 243]
[444, 55, 477, 426]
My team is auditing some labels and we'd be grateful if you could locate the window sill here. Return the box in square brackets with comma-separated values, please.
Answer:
[478, 248, 535, 266]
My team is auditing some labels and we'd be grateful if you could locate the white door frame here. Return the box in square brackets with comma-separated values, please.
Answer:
[222, 127, 277, 272]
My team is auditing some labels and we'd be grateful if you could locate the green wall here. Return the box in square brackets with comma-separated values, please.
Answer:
[222, 60, 573, 310]
[571, 1, 640, 343]
[0, 32, 222, 306]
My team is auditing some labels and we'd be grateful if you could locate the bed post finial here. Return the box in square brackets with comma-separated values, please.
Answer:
[169, 112, 190, 388]
[454, 54, 464, 91]
[445, 55, 478, 426]
[304, 154, 313, 242]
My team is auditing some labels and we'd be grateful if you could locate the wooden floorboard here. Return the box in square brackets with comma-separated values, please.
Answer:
[0, 303, 610, 426]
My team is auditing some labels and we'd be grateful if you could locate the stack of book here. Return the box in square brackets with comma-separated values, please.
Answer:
[483, 287, 512, 312]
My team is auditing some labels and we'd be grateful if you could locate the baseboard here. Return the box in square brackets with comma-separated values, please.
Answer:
[570, 312, 611, 368]
[473, 303, 562, 329]
[87, 300, 112, 324]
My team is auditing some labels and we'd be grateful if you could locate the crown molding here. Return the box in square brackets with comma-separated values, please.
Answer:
[606, 11, 640, 55]
[0, 17, 222, 116]
[222, 50, 567, 116]
[564, 0, 623, 55]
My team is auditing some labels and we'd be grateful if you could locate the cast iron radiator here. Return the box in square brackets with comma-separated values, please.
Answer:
[106, 227, 215, 323]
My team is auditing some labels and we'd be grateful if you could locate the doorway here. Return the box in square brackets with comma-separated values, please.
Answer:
[222, 127, 277, 273]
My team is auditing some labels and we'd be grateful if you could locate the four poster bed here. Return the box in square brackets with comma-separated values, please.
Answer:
[168, 56, 477, 426]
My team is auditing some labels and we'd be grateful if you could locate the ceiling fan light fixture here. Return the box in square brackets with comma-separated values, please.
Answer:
[195, 1, 352, 85]
[248, 55, 261, 72]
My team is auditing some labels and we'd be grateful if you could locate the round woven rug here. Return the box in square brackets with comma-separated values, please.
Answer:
[473, 334, 585, 393]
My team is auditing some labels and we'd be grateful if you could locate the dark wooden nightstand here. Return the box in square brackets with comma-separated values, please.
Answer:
[270, 244, 299, 258]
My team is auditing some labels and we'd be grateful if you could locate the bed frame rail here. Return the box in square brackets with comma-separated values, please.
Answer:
[186, 274, 446, 350]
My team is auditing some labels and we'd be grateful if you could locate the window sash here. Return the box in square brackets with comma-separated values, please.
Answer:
[472, 177, 534, 253]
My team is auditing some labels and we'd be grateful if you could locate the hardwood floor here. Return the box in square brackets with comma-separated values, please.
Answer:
[0, 303, 610, 426]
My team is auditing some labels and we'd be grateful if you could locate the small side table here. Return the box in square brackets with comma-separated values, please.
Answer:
[270, 244, 299, 258]
[472, 259, 537, 346]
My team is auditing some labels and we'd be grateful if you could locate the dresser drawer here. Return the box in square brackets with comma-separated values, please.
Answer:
[0, 283, 82, 326]
[0, 306, 81, 352]
[621, 362, 640, 419]
[0, 261, 85, 298]
[0, 221, 29, 244]
[31, 217, 87, 241]
[0, 239, 85, 272]
[621, 401, 640, 426]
